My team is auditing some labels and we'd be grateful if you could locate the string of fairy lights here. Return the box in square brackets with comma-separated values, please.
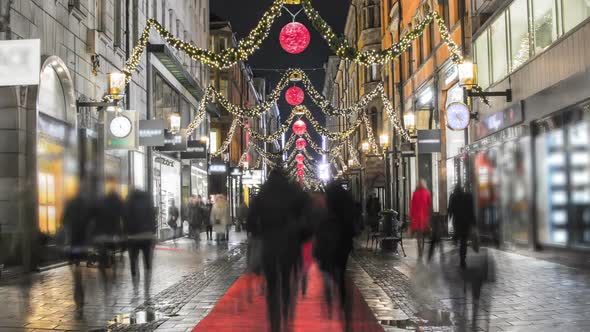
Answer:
[112, 0, 494, 185]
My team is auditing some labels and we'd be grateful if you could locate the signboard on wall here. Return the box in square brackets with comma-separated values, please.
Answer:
[180, 140, 207, 159]
[475, 101, 524, 140]
[417, 130, 441, 153]
[139, 120, 165, 146]
[155, 130, 187, 152]
[0, 39, 41, 86]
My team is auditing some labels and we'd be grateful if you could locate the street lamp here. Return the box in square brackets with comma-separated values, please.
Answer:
[379, 134, 389, 148]
[403, 112, 416, 136]
[458, 61, 476, 86]
[348, 159, 354, 168]
[168, 112, 181, 133]
[379, 133, 393, 210]
[361, 141, 370, 153]
[107, 71, 126, 100]
[458, 60, 512, 103]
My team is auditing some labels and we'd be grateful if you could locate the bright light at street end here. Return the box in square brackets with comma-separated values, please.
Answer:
[318, 163, 330, 181]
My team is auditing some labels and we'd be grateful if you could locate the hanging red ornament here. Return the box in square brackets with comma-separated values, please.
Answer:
[296, 138, 307, 151]
[297, 168, 305, 176]
[292, 119, 307, 136]
[295, 153, 305, 164]
[279, 22, 311, 54]
[296, 163, 304, 170]
[285, 86, 304, 106]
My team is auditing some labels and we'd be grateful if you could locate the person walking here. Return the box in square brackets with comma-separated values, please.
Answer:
[62, 185, 93, 317]
[448, 184, 476, 268]
[366, 194, 381, 230]
[204, 198, 213, 240]
[188, 195, 205, 241]
[236, 199, 249, 233]
[210, 194, 230, 242]
[314, 182, 356, 332]
[410, 179, 432, 259]
[167, 199, 180, 242]
[124, 190, 157, 295]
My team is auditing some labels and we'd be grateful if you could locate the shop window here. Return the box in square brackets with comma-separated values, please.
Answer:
[562, 0, 590, 33]
[154, 74, 180, 120]
[210, 130, 219, 153]
[474, 31, 490, 89]
[490, 13, 508, 83]
[114, 0, 123, 47]
[532, 0, 558, 53]
[508, 0, 530, 71]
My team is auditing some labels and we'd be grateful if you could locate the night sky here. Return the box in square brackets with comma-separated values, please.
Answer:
[210, 0, 350, 154]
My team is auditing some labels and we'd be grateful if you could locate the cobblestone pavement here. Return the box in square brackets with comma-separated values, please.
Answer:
[351, 238, 590, 332]
[0, 231, 248, 332]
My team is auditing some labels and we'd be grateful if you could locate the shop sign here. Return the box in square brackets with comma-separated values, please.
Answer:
[105, 110, 138, 150]
[181, 140, 207, 159]
[155, 129, 187, 152]
[417, 130, 441, 153]
[476, 101, 523, 140]
[243, 170, 263, 186]
[230, 167, 243, 176]
[154, 156, 175, 167]
[139, 120, 165, 146]
[209, 163, 227, 174]
[0, 39, 40, 86]
[400, 142, 415, 156]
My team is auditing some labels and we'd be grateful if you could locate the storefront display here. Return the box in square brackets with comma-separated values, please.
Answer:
[191, 161, 208, 199]
[535, 104, 590, 248]
[153, 153, 181, 238]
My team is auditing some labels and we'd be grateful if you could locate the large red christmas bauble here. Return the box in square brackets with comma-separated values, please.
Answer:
[295, 153, 305, 163]
[296, 138, 307, 151]
[292, 119, 307, 136]
[297, 168, 305, 176]
[285, 86, 304, 106]
[296, 163, 304, 169]
[279, 22, 311, 54]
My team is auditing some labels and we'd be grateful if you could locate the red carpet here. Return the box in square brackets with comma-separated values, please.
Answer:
[192, 262, 384, 332]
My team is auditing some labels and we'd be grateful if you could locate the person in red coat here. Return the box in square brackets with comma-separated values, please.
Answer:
[410, 179, 431, 258]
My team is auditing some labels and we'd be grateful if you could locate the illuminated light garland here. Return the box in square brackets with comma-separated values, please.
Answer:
[122, 0, 285, 77]
[361, 110, 382, 154]
[210, 117, 240, 158]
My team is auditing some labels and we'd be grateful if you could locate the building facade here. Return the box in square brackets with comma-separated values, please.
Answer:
[468, 0, 590, 251]
[0, 0, 211, 268]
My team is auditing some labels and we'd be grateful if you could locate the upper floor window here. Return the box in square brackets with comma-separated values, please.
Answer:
[363, 1, 381, 29]
[508, 0, 530, 70]
[563, 0, 590, 32]
[532, 0, 558, 52]
[474, 30, 490, 89]
[490, 13, 508, 82]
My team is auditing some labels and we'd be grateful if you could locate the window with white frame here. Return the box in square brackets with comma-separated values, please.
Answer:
[508, 0, 530, 70]
[490, 13, 508, 82]
[563, 0, 590, 33]
[474, 31, 490, 89]
[532, 0, 558, 53]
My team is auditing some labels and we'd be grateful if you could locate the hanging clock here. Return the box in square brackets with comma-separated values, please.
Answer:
[446, 102, 471, 130]
[110, 115, 133, 138]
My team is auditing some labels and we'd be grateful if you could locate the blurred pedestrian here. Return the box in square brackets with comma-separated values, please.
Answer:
[448, 185, 476, 268]
[210, 194, 230, 242]
[94, 177, 124, 283]
[236, 199, 249, 232]
[167, 199, 180, 242]
[314, 182, 355, 332]
[62, 183, 93, 317]
[366, 194, 380, 230]
[205, 198, 213, 240]
[410, 179, 431, 259]
[124, 190, 157, 296]
[188, 195, 205, 241]
[247, 168, 307, 332]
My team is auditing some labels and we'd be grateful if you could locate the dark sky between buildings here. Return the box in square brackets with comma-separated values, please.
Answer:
[210, 0, 350, 156]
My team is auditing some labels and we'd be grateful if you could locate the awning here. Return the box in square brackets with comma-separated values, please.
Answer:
[147, 44, 221, 117]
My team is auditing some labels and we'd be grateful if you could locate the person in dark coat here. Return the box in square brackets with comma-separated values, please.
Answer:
[62, 186, 93, 316]
[124, 190, 157, 294]
[188, 195, 205, 241]
[448, 185, 476, 268]
[314, 182, 356, 332]
[247, 168, 308, 332]
[93, 181, 125, 275]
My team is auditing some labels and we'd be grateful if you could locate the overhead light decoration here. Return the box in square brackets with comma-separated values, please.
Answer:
[289, 71, 303, 82]
[279, 22, 311, 54]
[296, 163, 304, 169]
[295, 153, 305, 164]
[293, 105, 306, 115]
[292, 119, 307, 136]
[297, 168, 305, 176]
[296, 138, 307, 151]
[285, 86, 305, 106]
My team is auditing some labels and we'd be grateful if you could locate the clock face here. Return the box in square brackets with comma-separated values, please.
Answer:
[446, 102, 470, 130]
[110, 116, 132, 138]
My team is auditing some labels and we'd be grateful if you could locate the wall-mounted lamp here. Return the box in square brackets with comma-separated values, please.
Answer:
[169, 112, 181, 133]
[108, 72, 126, 100]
